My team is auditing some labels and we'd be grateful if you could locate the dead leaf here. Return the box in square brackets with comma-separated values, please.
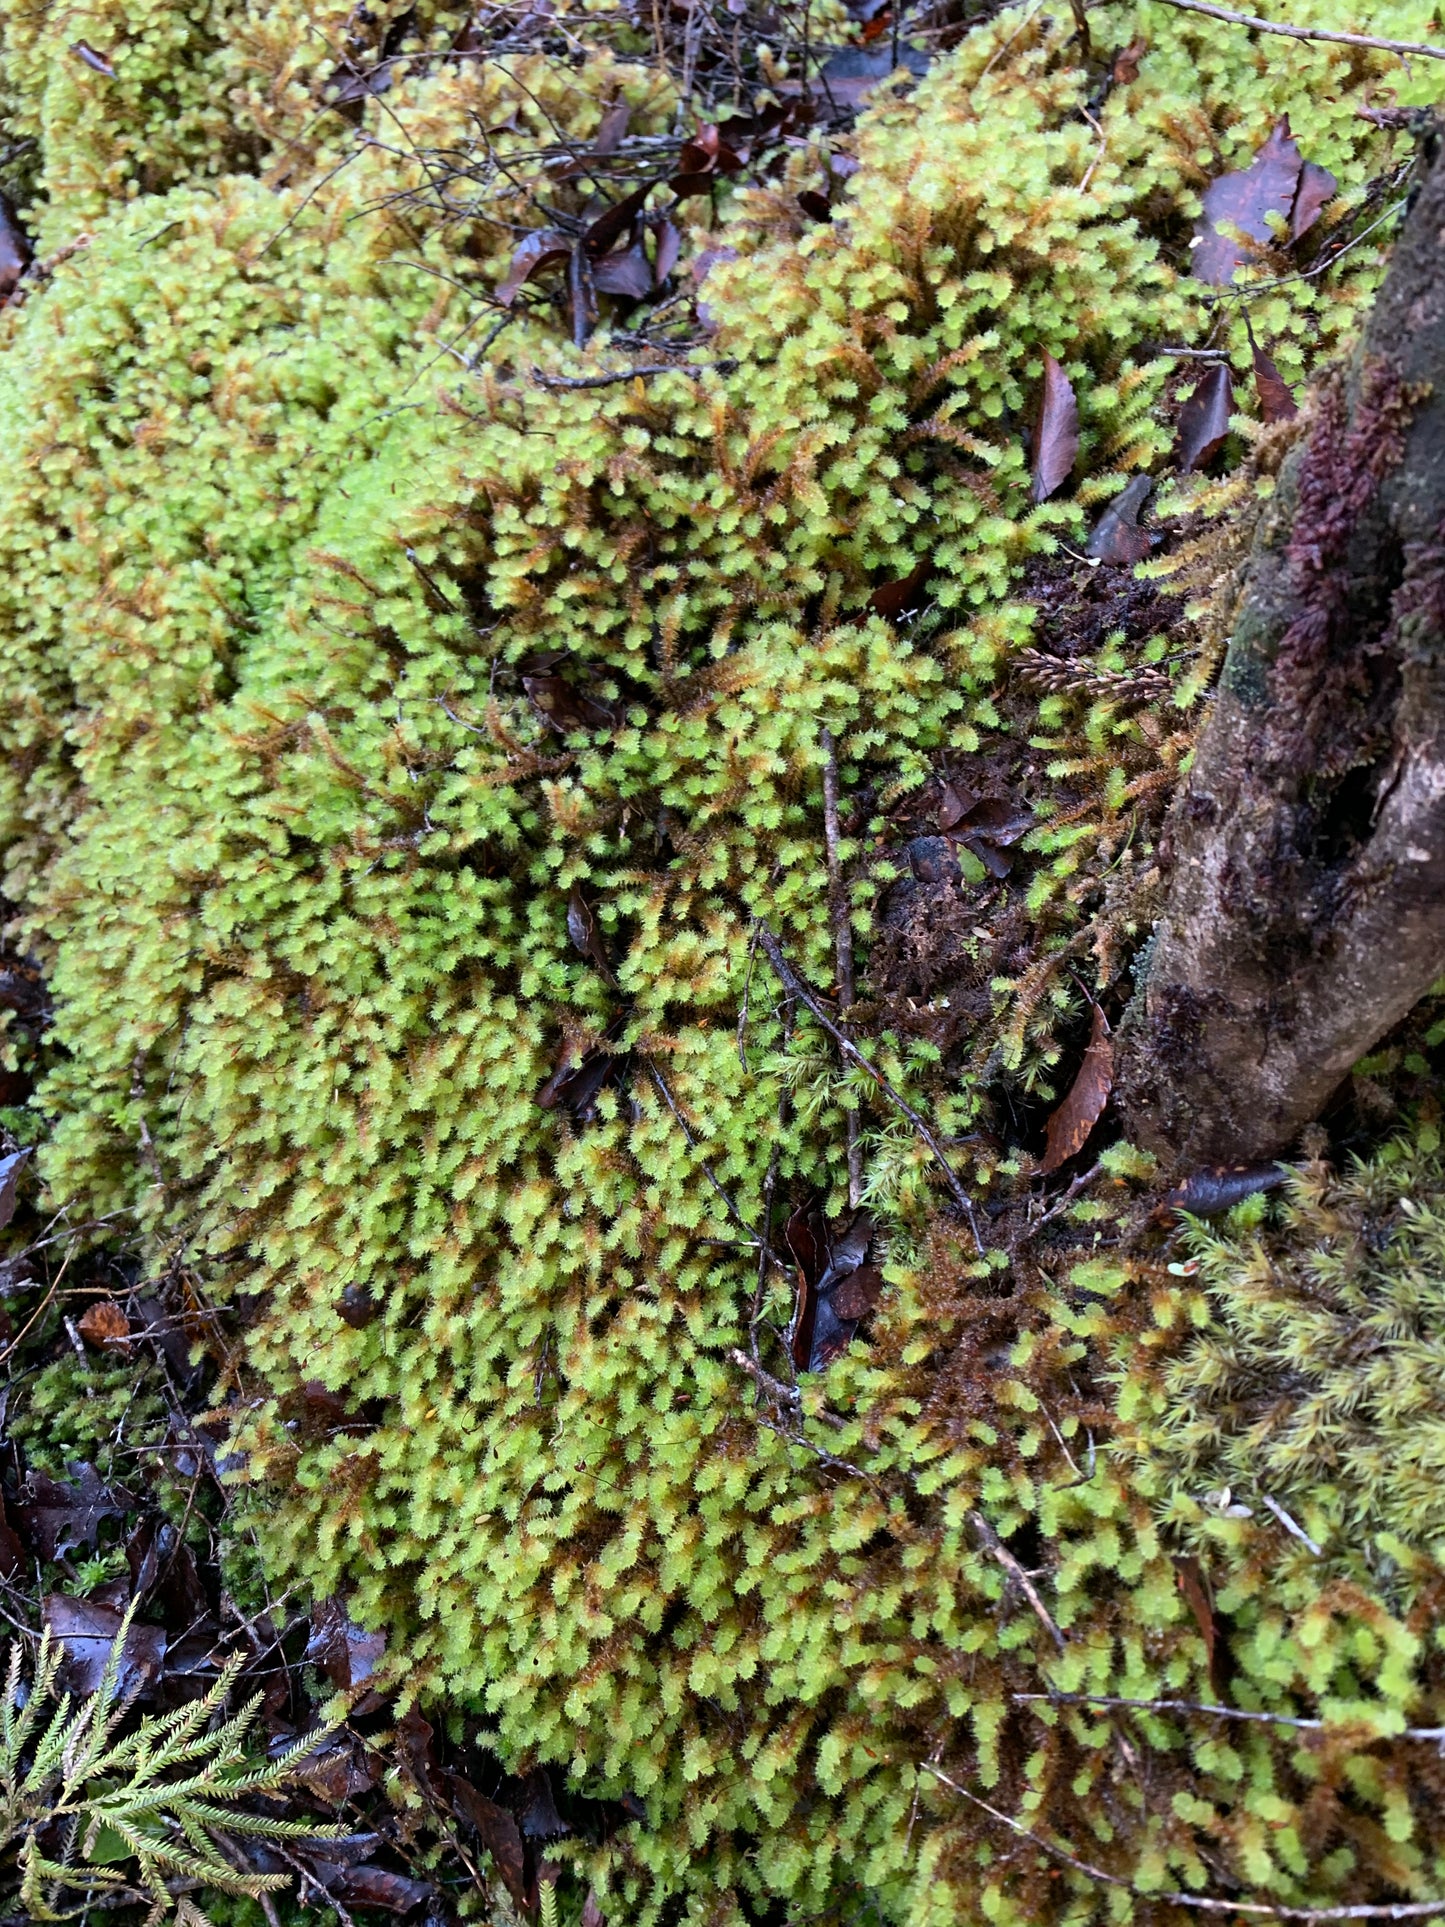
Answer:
[1176, 363, 1234, 472]
[1086, 474, 1154, 563]
[337, 1282, 377, 1328]
[938, 782, 979, 831]
[807, 43, 932, 110]
[582, 1894, 606, 1927]
[942, 792, 1035, 879]
[16, 1465, 125, 1563]
[0, 1148, 28, 1231]
[537, 1018, 631, 1122]
[668, 123, 745, 198]
[305, 1596, 387, 1695]
[797, 189, 832, 224]
[1174, 1554, 1229, 1699]
[0, 1498, 23, 1581]
[1251, 346, 1298, 423]
[44, 1595, 166, 1698]
[519, 1767, 571, 1840]
[1193, 118, 1336, 285]
[78, 1300, 130, 1351]
[869, 556, 931, 619]
[304, 1854, 431, 1914]
[449, 1772, 530, 1914]
[830, 1264, 883, 1321]
[496, 230, 573, 307]
[1156, 1163, 1288, 1221]
[0, 197, 29, 303]
[594, 100, 631, 154]
[1111, 35, 1147, 83]
[583, 183, 653, 259]
[1040, 1003, 1113, 1173]
[523, 672, 620, 736]
[1030, 353, 1079, 504]
[566, 885, 615, 981]
[592, 240, 653, 301]
[652, 217, 682, 284]
[292, 1734, 384, 1803]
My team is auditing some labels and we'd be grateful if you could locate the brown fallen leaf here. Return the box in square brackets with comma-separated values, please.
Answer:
[1086, 474, 1153, 563]
[1111, 35, 1147, 84]
[449, 1772, 531, 1915]
[1193, 118, 1336, 285]
[496, 229, 573, 307]
[77, 1300, 130, 1351]
[651, 217, 682, 284]
[336, 1282, 377, 1328]
[1040, 1002, 1113, 1173]
[582, 1893, 606, 1927]
[1155, 1162, 1288, 1221]
[1251, 345, 1298, 423]
[0, 1148, 28, 1232]
[523, 672, 620, 736]
[1174, 1553, 1229, 1700]
[797, 190, 832, 224]
[44, 1595, 166, 1698]
[1176, 362, 1234, 472]
[592, 240, 653, 301]
[566, 885, 616, 982]
[594, 100, 632, 154]
[869, 556, 931, 619]
[1030, 352, 1080, 504]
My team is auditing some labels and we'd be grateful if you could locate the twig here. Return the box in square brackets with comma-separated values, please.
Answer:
[1023, 1159, 1104, 1239]
[967, 1511, 1065, 1651]
[1260, 1493, 1323, 1557]
[923, 1767, 1445, 1917]
[529, 360, 733, 389]
[1150, 0, 1445, 61]
[1012, 1689, 1445, 1741]
[819, 729, 862, 1210]
[756, 927, 985, 1250]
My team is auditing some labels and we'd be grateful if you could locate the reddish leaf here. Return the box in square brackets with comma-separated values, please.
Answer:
[1292, 160, 1337, 242]
[830, 1264, 883, 1321]
[1111, 35, 1146, 83]
[1176, 362, 1235, 472]
[396, 1706, 444, 1797]
[1039, 1003, 1113, 1173]
[0, 196, 29, 303]
[1029, 353, 1079, 504]
[305, 1596, 387, 1693]
[797, 190, 832, 224]
[582, 1894, 606, 1927]
[869, 556, 931, 619]
[584, 183, 653, 259]
[938, 782, 979, 831]
[1157, 1163, 1288, 1221]
[70, 39, 115, 74]
[523, 673, 619, 735]
[1086, 474, 1154, 563]
[497, 230, 573, 306]
[651, 217, 682, 284]
[44, 1595, 166, 1698]
[1174, 1554, 1229, 1699]
[305, 1855, 430, 1913]
[594, 100, 632, 154]
[449, 1772, 530, 1914]
[1193, 118, 1334, 284]
[667, 124, 745, 199]
[0, 1148, 28, 1231]
[1252, 346, 1298, 423]
[78, 1300, 130, 1351]
[16, 1466, 125, 1563]
[592, 241, 653, 301]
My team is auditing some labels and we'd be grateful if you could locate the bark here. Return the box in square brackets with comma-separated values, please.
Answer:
[1117, 126, 1445, 1168]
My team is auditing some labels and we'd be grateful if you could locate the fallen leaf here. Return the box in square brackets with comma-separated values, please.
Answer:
[1251, 346, 1298, 423]
[942, 793, 1035, 879]
[583, 183, 653, 258]
[304, 1855, 431, 1914]
[1156, 1163, 1288, 1221]
[0, 1148, 28, 1231]
[44, 1595, 166, 1698]
[496, 229, 573, 307]
[1176, 362, 1234, 472]
[807, 42, 931, 110]
[0, 197, 29, 302]
[1086, 474, 1154, 563]
[329, 58, 395, 104]
[1174, 1554, 1229, 1699]
[70, 39, 115, 74]
[396, 1706, 444, 1797]
[938, 783, 979, 831]
[830, 1264, 883, 1321]
[1111, 35, 1147, 83]
[77, 1300, 130, 1351]
[651, 217, 682, 284]
[1030, 353, 1079, 504]
[15, 1465, 126, 1563]
[518, 1767, 571, 1840]
[869, 556, 931, 619]
[523, 672, 620, 736]
[1193, 118, 1335, 284]
[449, 1772, 530, 1914]
[592, 240, 653, 301]
[0, 1498, 23, 1581]
[1040, 1003, 1113, 1173]
[537, 1018, 630, 1122]
[797, 189, 832, 224]
[668, 123, 744, 198]
[566, 885, 615, 981]
[292, 1734, 384, 1803]
[594, 100, 631, 154]
[788, 1207, 877, 1370]
[582, 1894, 606, 1927]
[305, 1596, 387, 1694]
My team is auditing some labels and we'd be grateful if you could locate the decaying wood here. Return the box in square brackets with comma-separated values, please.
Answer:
[1119, 124, 1445, 1167]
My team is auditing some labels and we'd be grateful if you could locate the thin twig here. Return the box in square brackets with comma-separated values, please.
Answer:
[1023, 1159, 1104, 1239]
[924, 1767, 1445, 1917]
[529, 360, 733, 389]
[1260, 1493, 1323, 1557]
[756, 926, 985, 1250]
[1150, 0, 1445, 61]
[819, 729, 862, 1210]
[1012, 1689, 1445, 1741]
[967, 1511, 1065, 1652]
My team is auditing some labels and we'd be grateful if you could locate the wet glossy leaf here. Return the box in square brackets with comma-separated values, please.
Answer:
[830, 1264, 883, 1321]
[305, 1854, 431, 1913]
[1158, 1163, 1288, 1220]
[1193, 118, 1335, 284]
[869, 556, 931, 619]
[584, 183, 652, 258]
[652, 217, 682, 284]
[1292, 159, 1337, 241]
[1040, 1003, 1113, 1173]
[449, 1772, 530, 1913]
[44, 1594, 167, 1697]
[337, 1281, 377, 1328]
[0, 1148, 28, 1231]
[566, 885, 615, 980]
[1086, 474, 1154, 563]
[16, 1465, 125, 1562]
[1176, 362, 1234, 472]
[70, 39, 115, 73]
[518, 1767, 571, 1840]
[1030, 353, 1079, 503]
[592, 240, 653, 301]
[305, 1595, 387, 1692]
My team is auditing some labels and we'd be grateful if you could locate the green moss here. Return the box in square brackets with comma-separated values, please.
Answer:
[2, 0, 1445, 1919]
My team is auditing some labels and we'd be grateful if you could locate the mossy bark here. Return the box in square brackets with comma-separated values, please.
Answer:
[1119, 125, 1445, 1169]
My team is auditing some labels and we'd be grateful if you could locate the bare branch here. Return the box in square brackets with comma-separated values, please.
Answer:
[1013, 1688, 1445, 1742]
[1151, 0, 1445, 61]
[967, 1511, 1065, 1652]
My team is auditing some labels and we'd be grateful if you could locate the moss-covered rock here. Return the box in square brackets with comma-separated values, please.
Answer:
[4, 0, 1445, 1919]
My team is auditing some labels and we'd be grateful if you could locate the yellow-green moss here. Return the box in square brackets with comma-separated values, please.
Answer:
[3, 1, 1445, 1920]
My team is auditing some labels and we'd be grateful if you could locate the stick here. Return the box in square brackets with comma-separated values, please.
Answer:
[757, 927, 985, 1250]
[1014, 1689, 1445, 1741]
[923, 1767, 1445, 1917]
[1150, 0, 1445, 61]
[968, 1511, 1065, 1652]
[819, 729, 863, 1210]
